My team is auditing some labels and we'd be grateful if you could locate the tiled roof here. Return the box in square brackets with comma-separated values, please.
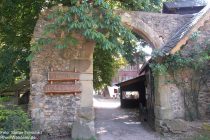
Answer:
[161, 3, 210, 54]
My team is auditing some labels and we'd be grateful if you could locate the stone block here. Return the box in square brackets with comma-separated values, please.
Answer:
[31, 74, 45, 82]
[80, 81, 93, 107]
[158, 86, 170, 107]
[161, 119, 190, 134]
[80, 73, 93, 81]
[155, 106, 173, 120]
[71, 120, 95, 140]
[155, 119, 162, 132]
[78, 107, 95, 121]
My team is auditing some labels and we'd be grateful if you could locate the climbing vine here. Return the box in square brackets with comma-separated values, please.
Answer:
[28, 1, 137, 60]
[27, 1, 142, 90]
[150, 33, 210, 120]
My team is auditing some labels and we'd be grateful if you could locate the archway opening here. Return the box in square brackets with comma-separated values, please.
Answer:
[117, 31, 153, 105]
[115, 31, 156, 129]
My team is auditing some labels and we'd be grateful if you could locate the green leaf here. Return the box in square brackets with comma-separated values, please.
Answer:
[55, 44, 67, 49]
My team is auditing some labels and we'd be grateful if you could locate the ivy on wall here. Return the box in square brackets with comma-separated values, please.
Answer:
[29, 1, 137, 60]
[150, 33, 210, 75]
[150, 33, 210, 120]
[28, 1, 140, 90]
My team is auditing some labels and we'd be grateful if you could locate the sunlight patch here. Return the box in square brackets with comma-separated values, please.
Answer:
[124, 122, 141, 125]
[93, 98, 120, 108]
[97, 127, 108, 134]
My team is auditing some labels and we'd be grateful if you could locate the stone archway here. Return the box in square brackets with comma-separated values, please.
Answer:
[119, 13, 161, 130]
[29, 7, 193, 139]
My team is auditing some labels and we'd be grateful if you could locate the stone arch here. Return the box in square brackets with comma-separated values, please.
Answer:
[120, 13, 163, 48]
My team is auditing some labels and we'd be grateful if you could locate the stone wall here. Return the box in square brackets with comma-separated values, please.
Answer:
[154, 70, 210, 133]
[30, 46, 78, 137]
[199, 89, 210, 119]
[176, 16, 210, 120]
[30, 8, 95, 139]
[196, 17, 210, 120]
[153, 11, 210, 133]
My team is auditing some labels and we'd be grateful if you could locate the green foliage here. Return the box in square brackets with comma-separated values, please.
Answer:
[0, 0, 44, 92]
[189, 31, 201, 41]
[0, 96, 11, 103]
[93, 46, 123, 90]
[150, 42, 210, 75]
[202, 123, 210, 132]
[30, 1, 137, 57]
[0, 106, 31, 132]
[150, 63, 167, 75]
[107, 0, 172, 12]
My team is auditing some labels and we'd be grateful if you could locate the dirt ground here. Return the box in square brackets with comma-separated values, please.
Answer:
[94, 95, 210, 140]
[94, 95, 161, 140]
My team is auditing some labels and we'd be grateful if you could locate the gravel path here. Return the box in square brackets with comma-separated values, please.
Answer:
[94, 95, 161, 140]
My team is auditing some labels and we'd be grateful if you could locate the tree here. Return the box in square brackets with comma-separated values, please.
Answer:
[0, 0, 44, 91]
[93, 46, 126, 89]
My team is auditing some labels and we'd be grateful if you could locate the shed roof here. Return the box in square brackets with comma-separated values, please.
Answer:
[116, 74, 145, 87]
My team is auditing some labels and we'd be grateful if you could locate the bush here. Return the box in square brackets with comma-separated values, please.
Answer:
[0, 106, 31, 133]
[0, 96, 11, 103]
